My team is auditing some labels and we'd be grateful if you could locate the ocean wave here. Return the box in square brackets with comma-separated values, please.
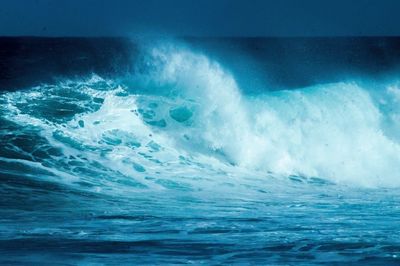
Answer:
[1, 42, 400, 190]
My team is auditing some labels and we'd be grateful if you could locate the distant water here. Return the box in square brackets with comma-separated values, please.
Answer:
[1, 37, 400, 265]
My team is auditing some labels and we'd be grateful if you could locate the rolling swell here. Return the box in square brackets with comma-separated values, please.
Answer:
[1, 38, 400, 264]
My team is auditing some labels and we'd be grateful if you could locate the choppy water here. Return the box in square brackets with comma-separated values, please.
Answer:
[1, 39, 400, 265]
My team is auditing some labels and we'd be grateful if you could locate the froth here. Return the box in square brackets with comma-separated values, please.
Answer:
[134, 44, 400, 187]
[2, 43, 400, 189]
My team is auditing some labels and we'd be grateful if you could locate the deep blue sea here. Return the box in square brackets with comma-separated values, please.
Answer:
[1, 37, 400, 265]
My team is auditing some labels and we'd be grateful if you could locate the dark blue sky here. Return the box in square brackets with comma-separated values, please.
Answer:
[0, 0, 399, 37]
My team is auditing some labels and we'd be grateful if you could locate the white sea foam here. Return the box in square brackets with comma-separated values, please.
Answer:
[2, 43, 400, 189]
[128, 44, 400, 187]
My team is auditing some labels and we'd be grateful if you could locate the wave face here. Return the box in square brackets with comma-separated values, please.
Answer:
[1, 39, 400, 264]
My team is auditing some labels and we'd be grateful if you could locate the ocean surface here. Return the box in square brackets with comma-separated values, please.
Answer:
[1, 37, 400, 265]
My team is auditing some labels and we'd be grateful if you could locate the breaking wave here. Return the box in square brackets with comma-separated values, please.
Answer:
[1, 41, 400, 190]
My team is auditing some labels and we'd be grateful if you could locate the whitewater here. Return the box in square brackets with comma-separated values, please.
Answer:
[1, 39, 400, 264]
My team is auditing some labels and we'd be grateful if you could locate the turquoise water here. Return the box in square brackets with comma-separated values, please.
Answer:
[1, 41, 400, 264]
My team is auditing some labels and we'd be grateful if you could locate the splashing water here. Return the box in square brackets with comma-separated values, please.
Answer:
[1, 41, 400, 264]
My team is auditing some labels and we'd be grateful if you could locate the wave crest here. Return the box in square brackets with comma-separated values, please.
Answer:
[2, 42, 400, 188]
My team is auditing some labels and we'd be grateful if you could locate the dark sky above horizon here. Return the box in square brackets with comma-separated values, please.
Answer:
[0, 0, 399, 37]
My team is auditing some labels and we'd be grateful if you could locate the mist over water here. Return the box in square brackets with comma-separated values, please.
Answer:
[1, 38, 400, 264]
